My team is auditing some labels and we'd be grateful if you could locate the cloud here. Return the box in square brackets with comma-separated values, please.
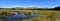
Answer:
[11, 5, 40, 8]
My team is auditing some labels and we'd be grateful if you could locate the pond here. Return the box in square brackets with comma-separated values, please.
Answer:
[0, 13, 42, 21]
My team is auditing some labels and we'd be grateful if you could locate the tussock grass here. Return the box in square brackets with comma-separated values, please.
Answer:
[0, 10, 60, 21]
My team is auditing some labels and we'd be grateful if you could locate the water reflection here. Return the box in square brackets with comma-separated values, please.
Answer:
[1, 13, 41, 21]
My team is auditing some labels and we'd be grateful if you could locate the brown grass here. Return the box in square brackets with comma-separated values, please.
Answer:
[0, 10, 60, 21]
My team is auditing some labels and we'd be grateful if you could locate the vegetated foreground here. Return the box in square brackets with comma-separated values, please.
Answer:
[0, 10, 60, 21]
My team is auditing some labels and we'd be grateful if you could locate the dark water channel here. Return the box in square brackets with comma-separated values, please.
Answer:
[0, 13, 41, 21]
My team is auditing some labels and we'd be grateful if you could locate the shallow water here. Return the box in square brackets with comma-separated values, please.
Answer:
[0, 13, 41, 21]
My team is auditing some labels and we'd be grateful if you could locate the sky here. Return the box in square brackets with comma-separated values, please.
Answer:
[0, 0, 60, 8]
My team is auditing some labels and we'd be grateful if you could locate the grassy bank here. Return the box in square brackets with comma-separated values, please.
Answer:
[0, 10, 60, 21]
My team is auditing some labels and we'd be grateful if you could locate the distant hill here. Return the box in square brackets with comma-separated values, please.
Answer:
[1, 6, 60, 10]
[0, 7, 59, 10]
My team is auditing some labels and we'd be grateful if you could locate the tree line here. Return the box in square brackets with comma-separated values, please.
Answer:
[0, 6, 60, 10]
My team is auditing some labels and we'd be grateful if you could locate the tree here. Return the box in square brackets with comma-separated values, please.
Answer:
[54, 6, 60, 10]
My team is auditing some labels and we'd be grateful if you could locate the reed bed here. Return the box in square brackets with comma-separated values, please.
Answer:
[0, 10, 60, 21]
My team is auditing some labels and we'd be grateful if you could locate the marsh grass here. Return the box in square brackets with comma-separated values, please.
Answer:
[0, 10, 60, 21]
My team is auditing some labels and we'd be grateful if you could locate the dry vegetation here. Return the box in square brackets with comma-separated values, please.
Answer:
[0, 10, 60, 21]
[21, 10, 60, 21]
